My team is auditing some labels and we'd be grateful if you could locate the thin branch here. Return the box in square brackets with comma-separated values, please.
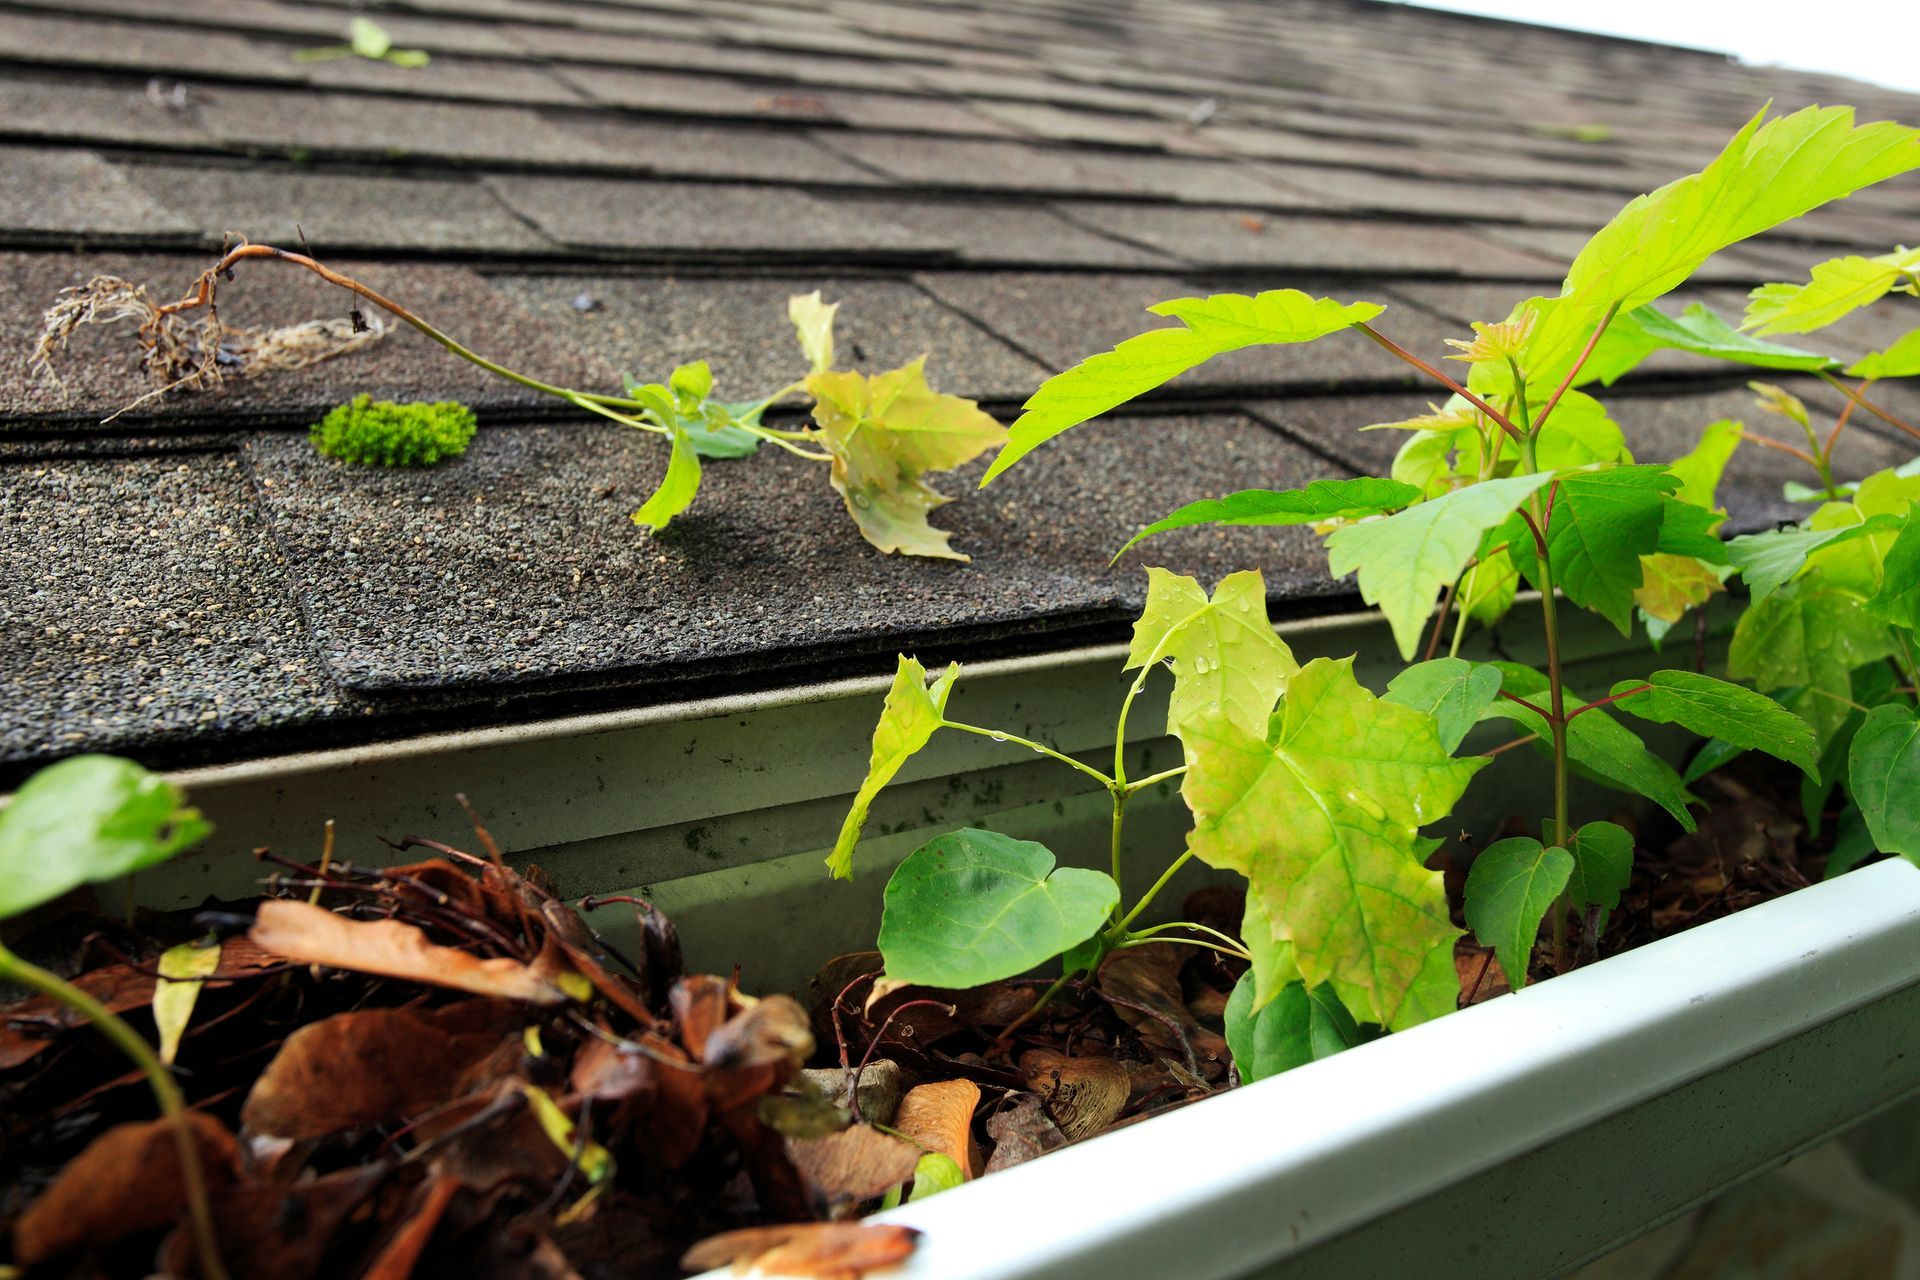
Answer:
[1566, 684, 1651, 723]
[1483, 733, 1541, 758]
[1353, 323, 1524, 441]
[1819, 369, 1920, 441]
[1736, 430, 1819, 467]
[1530, 303, 1621, 436]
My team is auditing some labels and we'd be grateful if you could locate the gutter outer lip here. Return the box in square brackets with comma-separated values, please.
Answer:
[739, 858, 1920, 1280]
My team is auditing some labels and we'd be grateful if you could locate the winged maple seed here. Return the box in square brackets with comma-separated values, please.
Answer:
[682, 1222, 922, 1279]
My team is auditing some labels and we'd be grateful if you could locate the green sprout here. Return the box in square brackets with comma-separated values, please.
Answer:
[309, 394, 477, 467]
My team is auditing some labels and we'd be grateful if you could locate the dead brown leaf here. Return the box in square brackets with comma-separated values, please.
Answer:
[893, 1079, 981, 1178]
[1019, 1049, 1129, 1140]
[250, 898, 569, 1004]
[362, 1175, 462, 1280]
[983, 1093, 1066, 1174]
[13, 1111, 238, 1264]
[242, 1001, 519, 1140]
[683, 1221, 922, 1277]
[786, 1124, 919, 1213]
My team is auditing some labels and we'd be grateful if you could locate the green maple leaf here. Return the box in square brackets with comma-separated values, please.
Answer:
[1745, 246, 1920, 336]
[1510, 465, 1677, 634]
[827, 655, 960, 879]
[1728, 513, 1907, 602]
[1608, 670, 1819, 777]
[1728, 582, 1898, 744]
[1115, 478, 1420, 561]
[1325, 472, 1555, 661]
[1587, 301, 1838, 385]
[981, 290, 1382, 484]
[1865, 513, 1920, 629]
[1181, 657, 1480, 1030]
[1484, 106, 1920, 396]
[1849, 328, 1920, 379]
[1126, 568, 1297, 739]
[810, 358, 1007, 562]
[1478, 663, 1699, 831]
[1666, 419, 1743, 510]
[625, 382, 703, 532]
[1850, 705, 1920, 859]
[1383, 658, 1503, 753]
[1464, 836, 1571, 989]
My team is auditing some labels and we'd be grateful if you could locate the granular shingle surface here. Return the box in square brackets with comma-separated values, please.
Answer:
[3, 0, 1918, 775]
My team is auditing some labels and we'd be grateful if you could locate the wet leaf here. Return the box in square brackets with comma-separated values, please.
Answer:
[1183, 657, 1477, 1028]
[809, 357, 1006, 560]
[681, 1222, 921, 1278]
[1463, 837, 1572, 988]
[878, 828, 1118, 989]
[1865, 513, 1920, 629]
[1851, 704, 1920, 858]
[154, 936, 222, 1065]
[249, 898, 570, 1003]
[0, 754, 210, 920]
[13, 1112, 236, 1264]
[1224, 972, 1361, 1084]
[1126, 568, 1298, 738]
[1728, 582, 1898, 743]
[827, 655, 959, 879]
[1727, 513, 1906, 602]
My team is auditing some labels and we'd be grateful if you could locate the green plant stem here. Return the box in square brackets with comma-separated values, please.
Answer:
[1109, 789, 1127, 909]
[1122, 764, 1187, 794]
[1121, 919, 1246, 952]
[1519, 433, 1573, 970]
[0, 943, 227, 1280]
[1113, 936, 1252, 961]
[938, 720, 1114, 788]
[1112, 850, 1195, 933]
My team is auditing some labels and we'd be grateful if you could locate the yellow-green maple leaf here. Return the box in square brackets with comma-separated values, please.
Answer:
[1181, 657, 1481, 1029]
[827, 655, 959, 879]
[809, 358, 1007, 561]
[1126, 568, 1297, 739]
[1634, 552, 1723, 623]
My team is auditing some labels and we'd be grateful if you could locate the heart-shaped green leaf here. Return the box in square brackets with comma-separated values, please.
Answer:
[1224, 972, 1362, 1085]
[1464, 836, 1572, 989]
[1850, 704, 1920, 859]
[877, 829, 1118, 989]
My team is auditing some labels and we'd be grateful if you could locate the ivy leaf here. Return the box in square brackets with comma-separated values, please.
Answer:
[154, 939, 222, 1066]
[1850, 328, 1920, 380]
[1223, 972, 1362, 1085]
[1728, 583, 1897, 744]
[827, 656, 960, 879]
[789, 290, 838, 375]
[1512, 465, 1678, 634]
[810, 358, 1006, 561]
[1383, 658, 1503, 753]
[1182, 657, 1481, 1029]
[630, 423, 702, 532]
[1325, 472, 1556, 661]
[981, 291, 1382, 484]
[1744, 246, 1920, 336]
[0, 756, 210, 921]
[1850, 704, 1920, 859]
[1511, 106, 1920, 392]
[876, 829, 1119, 988]
[1726, 513, 1907, 602]
[1464, 837, 1571, 989]
[1566, 821, 1634, 915]
[1479, 664, 1699, 831]
[1115, 478, 1420, 561]
[1125, 568, 1297, 738]
[1588, 301, 1837, 385]
[1865, 514, 1920, 628]
[1608, 671, 1819, 777]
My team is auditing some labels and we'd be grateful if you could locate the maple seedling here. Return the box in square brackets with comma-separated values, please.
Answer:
[35, 247, 1006, 561]
[834, 103, 1920, 1084]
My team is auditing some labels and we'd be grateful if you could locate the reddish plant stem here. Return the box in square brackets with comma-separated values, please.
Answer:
[1565, 684, 1653, 723]
[1819, 370, 1919, 441]
[1352, 323, 1524, 441]
[1530, 303, 1622, 436]
[1737, 430, 1820, 467]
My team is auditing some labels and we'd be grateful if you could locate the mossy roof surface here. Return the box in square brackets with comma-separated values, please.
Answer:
[3, 0, 1918, 775]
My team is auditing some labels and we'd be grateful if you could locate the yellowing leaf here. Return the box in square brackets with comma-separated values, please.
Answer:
[1634, 552, 1723, 623]
[631, 424, 702, 532]
[1126, 568, 1297, 738]
[827, 656, 960, 879]
[1181, 657, 1482, 1029]
[154, 938, 222, 1065]
[810, 359, 1006, 561]
[789, 291, 839, 376]
[1745, 246, 1920, 335]
[982, 290, 1381, 484]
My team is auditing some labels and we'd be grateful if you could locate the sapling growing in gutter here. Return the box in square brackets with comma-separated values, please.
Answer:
[831, 104, 1920, 1084]
[34, 245, 1006, 561]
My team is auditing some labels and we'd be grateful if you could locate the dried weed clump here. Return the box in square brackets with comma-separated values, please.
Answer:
[31, 266, 386, 420]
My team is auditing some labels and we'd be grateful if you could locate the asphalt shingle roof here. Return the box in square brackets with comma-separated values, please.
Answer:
[3, 0, 1918, 777]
